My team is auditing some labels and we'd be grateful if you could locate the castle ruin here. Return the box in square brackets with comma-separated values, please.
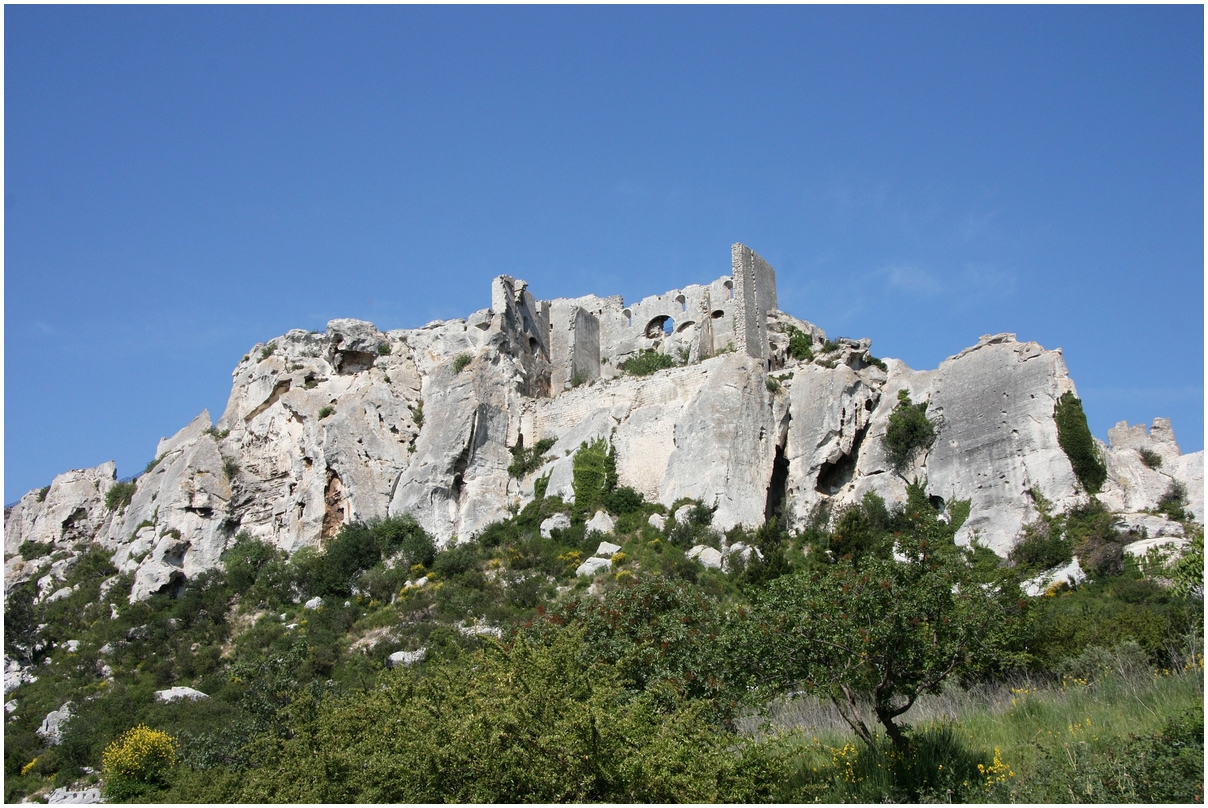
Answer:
[488, 243, 780, 397]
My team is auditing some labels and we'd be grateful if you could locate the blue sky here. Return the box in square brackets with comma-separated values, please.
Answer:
[5, 5, 1203, 503]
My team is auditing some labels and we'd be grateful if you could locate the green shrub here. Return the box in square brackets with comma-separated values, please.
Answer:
[204, 427, 231, 440]
[765, 377, 781, 393]
[786, 326, 814, 361]
[865, 354, 888, 372]
[409, 400, 424, 428]
[508, 437, 556, 478]
[1138, 448, 1163, 469]
[1158, 480, 1188, 521]
[377, 342, 392, 356]
[572, 438, 616, 520]
[821, 339, 842, 353]
[883, 390, 936, 474]
[36, 485, 50, 502]
[259, 342, 276, 361]
[1009, 516, 1072, 573]
[618, 350, 676, 377]
[222, 456, 240, 480]
[1054, 392, 1107, 494]
[317, 406, 334, 420]
[533, 473, 551, 501]
[105, 481, 137, 511]
[452, 353, 472, 373]
[17, 540, 53, 560]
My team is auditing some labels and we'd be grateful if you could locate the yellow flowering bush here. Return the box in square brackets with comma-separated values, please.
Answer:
[101, 725, 179, 801]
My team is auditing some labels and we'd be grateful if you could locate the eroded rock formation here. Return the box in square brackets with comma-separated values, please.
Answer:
[6, 244, 1202, 600]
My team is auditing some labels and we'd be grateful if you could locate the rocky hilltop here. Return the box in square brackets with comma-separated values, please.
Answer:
[5, 244, 1202, 602]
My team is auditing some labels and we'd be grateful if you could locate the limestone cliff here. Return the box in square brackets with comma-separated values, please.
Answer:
[5, 244, 1202, 600]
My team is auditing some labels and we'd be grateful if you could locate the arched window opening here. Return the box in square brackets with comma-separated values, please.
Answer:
[623, 308, 633, 327]
[723, 280, 734, 300]
[676, 320, 696, 333]
[675, 294, 686, 312]
[711, 310, 724, 319]
[645, 316, 674, 338]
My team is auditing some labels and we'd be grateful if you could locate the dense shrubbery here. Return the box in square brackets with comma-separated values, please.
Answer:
[1054, 391, 1107, 494]
[507, 437, 556, 478]
[105, 481, 137, 511]
[784, 326, 814, 361]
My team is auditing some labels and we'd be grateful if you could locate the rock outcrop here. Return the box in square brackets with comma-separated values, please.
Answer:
[6, 244, 1202, 600]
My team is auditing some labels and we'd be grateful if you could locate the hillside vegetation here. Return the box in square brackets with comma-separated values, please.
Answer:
[4, 443, 1203, 803]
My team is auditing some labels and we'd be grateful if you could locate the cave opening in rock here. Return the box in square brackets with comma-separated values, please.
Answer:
[765, 442, 790, 523]
[815, 423, 870, 495]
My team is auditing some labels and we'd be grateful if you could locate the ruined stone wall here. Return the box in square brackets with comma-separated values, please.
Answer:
[731, 243, 777, 363]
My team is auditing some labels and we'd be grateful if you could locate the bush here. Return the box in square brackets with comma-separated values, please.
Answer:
[36, 485, 50, 502]
[1138, 448, 1163, 469]
[786, 326, 814, 361]
[1054, 392, 1107, 494]
[618, 350, 676, 377]
[222, 456, 240, 480]
[883, 391, 936, 474]
[317, 406, 334, 420]
[508, 437, 556, 478]
[101, 724, 179, 802]
[259, 342, 276, 361]
[377, 342, 392, 356]
[452, 353, 472, 373]
[17, 540, 53, 560]
[572, 438, 616, 520]
[105, 481, 137, 511]
[1158, 480, 1188, 521]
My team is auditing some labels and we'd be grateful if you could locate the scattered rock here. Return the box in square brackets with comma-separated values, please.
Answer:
[386, 649, 427, 669]
[585, 511, 616, 536]
[687, 545, 724, 570]
[63, 640, 80, 653]
[648, 513, 666, 531]
[304, 596, 324, 610]
[674, 505, 695, 527]
[594, 541, 622, 557]
[45, 786, 103, 805]
[539, 513, 571, 538]
[37, 702, 73, 745]
[155, 686, 210, 703]
[575, 556, 613, 577]
[1022, 557, 1087, 597]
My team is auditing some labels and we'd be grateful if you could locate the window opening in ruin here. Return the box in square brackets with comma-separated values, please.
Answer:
[711, 310, 724, 319]
[529, 336, 540, 356]
[645, 316, 674, 338]
[623, 309, 633, 327]
[675, 294, 686, 312]
[723, 280, 734, 299]
[676, 320, 696, 333]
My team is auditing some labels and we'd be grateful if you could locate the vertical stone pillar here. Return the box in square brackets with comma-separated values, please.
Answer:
[731, 243, 778, 362]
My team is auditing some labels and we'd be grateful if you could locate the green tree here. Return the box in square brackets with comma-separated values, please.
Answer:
[738, 492, 1026, 752]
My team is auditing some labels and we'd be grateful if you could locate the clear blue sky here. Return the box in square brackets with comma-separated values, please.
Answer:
[5, 5, 1204, 503]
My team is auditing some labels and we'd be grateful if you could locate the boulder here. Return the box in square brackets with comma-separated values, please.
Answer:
[45, 786, 103, 805]
[155, 686, 210, 703]
[386, 649, 427, 669]
[585, 511, 616, 536]
[687, 545, 724, 570]
[648, 513, 666, 531]
[575, 557, 613, 577]
[1022, 557, 1087, 597]
[304, 596, 324, 610]
[539, 513, 571, 539]
[594, 541, 622, 557]
[37, 702, 73, 745]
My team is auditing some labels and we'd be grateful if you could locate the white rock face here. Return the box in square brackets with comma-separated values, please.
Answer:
[575, 556, 613, 576]
[155, 686, 210, 702]
[304, 596, 324, 610]
[539, 513, 571, 538]
[6, 247, 1202, 603]
[648, 513, 666, 531]
[585, 512, 616, 537]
